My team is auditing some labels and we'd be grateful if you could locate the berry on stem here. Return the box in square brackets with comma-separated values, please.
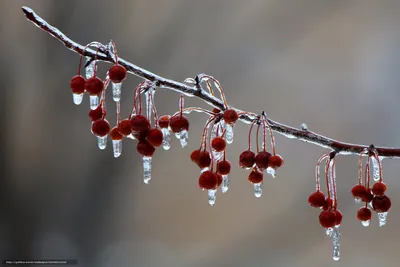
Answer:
[217, 160, 231, 175]
[308, 191, 326, 208]
[130, 114, 150, 133]
[248, 169, 263, 184]
[255, 151, 272, 170]
[109, 64, 127, 83]
[351, 184, 367, 200]
[239, 150, 256, 168]
[190, 149, 201, 165]
[357, 207, 372, 221]
[92, 119, 110, 137]
[110, 126, 123, 140]
[89, 105, 103, 121]
[372, 182, 387, 196]
[169, 115, 189, 133]
[223, 109, 238, 124]
[70, 75, 85, 94]
[268, 154, 284, 169]
[322, 198, 333, 211]
[198, 170, 218, 190]
[211, 137, 226, 152]
[198, 151, 212, 169]
[136, 140, 155, 157]
[158, 115, 170, 129]
[372, 195, 391, 212]
[319, 210, 337, 228]
[85, 76, 104, 95]
[117, 119, 132, 136]
[146, 128, 163, 147]
[334, 210, 343, 226]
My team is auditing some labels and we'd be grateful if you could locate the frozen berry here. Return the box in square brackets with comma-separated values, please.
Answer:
[146, 128, 163, 147]
[239, 150, 256, 168]
[372, 195, 391, 212]
[70, 75, 85, 94]
[308, 191, 326, 208]
[117, 119, 132, 136]
[91, 119, 110, 137]
[361, 188, 374, 203]
[198, 171, 218, 190]
[190, 149, 201, 164]
[268, 155, 284, 169]
[89, 105, 103, 121]
[357, 207, 372, 221]
[217, 160, 231, 175]
[110, 126, 123, 140]
[322, 198, 333, 211]
[351, 184, 367, 200]
[334, 210, 343, 226]
[198, 151, 212, 169]
[136, 140, 155, 157]
[130, 115, 150, 133]
[169, 115, 189, 133]
[223, 109, 238, 124]
[108, 64, 127, 83]
[248, 169, 263, 184]
[319, 210, 337, 228]
[211, 137, 226, 152]
[158, 115, 170, 129]
[255, 151, 272, 170]
[216, 173, 223, 187]
[85, 76, 104, 95]
[372, 182, 387, 196]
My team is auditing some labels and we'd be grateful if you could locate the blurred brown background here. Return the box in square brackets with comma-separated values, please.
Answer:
[1, 0, 400, 266]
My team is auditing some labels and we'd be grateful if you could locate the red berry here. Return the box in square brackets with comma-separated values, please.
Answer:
[85, 76, 104, 95]
[351, 184, 367, 199]
[146, 128, 163, 147]
[372, 195, 391, 212]
[308, 191, 326, 208]
[136, 140, 155, 157]
[70, 75, 85, 94]
[372, 182, 387, 196]
[211, 137, 226, 152]
[169, 115, 189, 133]
[361, 188, 374, 203]
[223, 109, 238, 124]
[216, 173, 223, 187]
[158, 115, 170, 129]
[117, 119, 132, 136]
[198, 170, 218, 190]
[248, 169, 263, 184]
[239, 150, 256, 168]
[130, 115, 150, 133]
[217, 160, 231, 175]
[357, 207, 372, 221]
[255, 151, 272, 170]
[89, 105, 103, 121]
[334, 210, 343, 226]
[198, 151, 212, 169]
[190, 149, 201, 164]
[319, 210, 337, 228]
[322, 198, 333, 211]
[108, 64, 127, 83]
[110, 126, 123, 140]
[268, 155, 284, 169]
[91, 119, 110, 137]
[212, 108, 220, 114]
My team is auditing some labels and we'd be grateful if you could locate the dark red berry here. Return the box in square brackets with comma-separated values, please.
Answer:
[136, 140, 155, 157]
[89, 105, 103, 121]
[372, 195, 391, 212]
[357, 207, 372, 221]
[158, 115, 171, 129]
[198, 151, 212, 169]
[334, 210, 343, 226]
[308, 191, 326, 208]
[110, 126, 123, 140]
[190, 149, 201, 165]
[351, 184, 367, 199]
[91, 119, 110, 137]
[70, 75, 86, 94]
[319, 210, 337, 228]
[217, 160, 231, 175]
[108, 64, 127, 83]
[372, 182, 387, 196]
[322, 198, 333, 211]
[146, 128, 163, 147]
[117, 119, 132, 136]
[198, 170, 218, 190]
[223, 109, 238, 124]
[169, 115, 189, 133]
[361, 188, 374, 203]
[239, 150, 256, 168]
[85, 76, 104, 95]
[212, 108, 220, 114]
[130, 115, 150, 133]
[268, 155, 284, 169]
[248, 169, 263, 184]
[216, 173, 223, 187]
[211, 137, 226, 152]
[255, 151, 272, 170]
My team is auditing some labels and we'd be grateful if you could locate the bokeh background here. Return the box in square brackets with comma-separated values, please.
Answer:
[1, 0, 400, 266]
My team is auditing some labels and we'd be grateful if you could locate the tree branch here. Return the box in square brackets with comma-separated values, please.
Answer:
[21, 6, 400, 158]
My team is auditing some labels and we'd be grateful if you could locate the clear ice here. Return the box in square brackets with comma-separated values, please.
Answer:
[176, 130, 188, 148]
[212, 150, 223, 161]
[354, 198, 361, 204]
[225, 123, 234, 144]
[377, 212, 388, 227]
[208, 189, 217, 206]
[97, 135, 107, 150]
[361, 220, 370, 227]
[112, 140, 122, 158]
[200, 167, 209, 173]
[85, 57, 95, 79]
[72, 93, 83, 105]
[370, 156, 381, 182]
[211, 120, 224, 140]
[161, 128, 171, 150]
[145, 87, 155, 123]
[301, 123, 308, 131]
[331, 226, 340, 261]
[266, 167, 276, 178]
[89, 95, 99, 110]
[253, 182, 263, 198]
[325, 227, 333, 237]
[143, 156, 152, 184]
[221, 175, 230, 193]
[112, 82, 122, 102]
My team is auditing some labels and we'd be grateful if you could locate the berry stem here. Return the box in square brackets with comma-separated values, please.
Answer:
[262, 112, 276, 156]
[247, 119, 257, 151]
[315, 153, 329, 192]
[325, 158, 332, 201]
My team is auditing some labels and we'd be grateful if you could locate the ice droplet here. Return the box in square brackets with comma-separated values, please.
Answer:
[253, 182, 262, 198]
[221, 175, 230, 193]
[178, 130, 188, 148]
[112, 140, 122, 158]
[361, 220, 370, 227]
[325, 227, 334, 237]
[378, 212, 388, 227]
[112, 82, 122, 102]
[72, 93, 83, 105]
[97, 135, 107, 150]
[200, 167, 209, 173]
[301, 123, 308, 131]
[370, 156, 381, 182]
[127, 133, 135, 140]
[225, 123, 234, 144]
[208, 189, 217, 206]
[354, 198, 361, 204]
[143, 156, 152, 184]
[89, 95, 99, 110]
[331, 226, 340, 261]
[161, 128, 171, 150]
[212, 150, 223, 161]
[266, 167, 276, 178]
[85, 57, 95, 79]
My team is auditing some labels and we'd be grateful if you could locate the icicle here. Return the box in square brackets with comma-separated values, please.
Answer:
[221, 175, 230, 193]
[325, 227, 333, 237]
[97, 135, 107, 150]
[253, 182, 262, 198]
[145, 86, 155, 123]
[72, 93, 83, 105]
[225, 123, 234, 144]
[328, 159, 335, 208]
[161, 128, 171, 150]
[89, 95, 99, 110]
[208, 189, 217, 206]
[331, 226, 340, 261]
[361, 220, 370, 227]
[212, 150, 223, 161]
[378, 212, 388, 227]
[143, 156, 152, 184]
[370, 156, 381, 182]
[112, 140, 122, 158]
[112, 82, 122, 102]
[266, 167, 276, 178]
[178, 130, 188, 148]
[85, 57, 95, 79]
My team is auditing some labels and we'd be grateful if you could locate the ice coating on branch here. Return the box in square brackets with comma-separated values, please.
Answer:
[301, 123, 308, 131]
[378, 212, 388, 227]
[85, 57, 95, 79]
[212, 150, 223, 161]
[370, 156, 381, 182]
[361, 220, 370, 227]
[161, 128, 171, 150]
[331, 226, 340, 261]
[89, 95, 99, 110]
[97, 135, 107, 150]
[225, 123, 234, 144]
[253, 182, 262, 198]
[145, 87, 155, 123]
[112, 82, 122, 102]
[266, 167, 276, 178]
[221, 175, 230, 193]
[143, 156, 152, 184]
[208, 189, 217, 206]
[72, 93, 83, 105]
[112, 140, 122, 158]
[175, 130, 188, 148]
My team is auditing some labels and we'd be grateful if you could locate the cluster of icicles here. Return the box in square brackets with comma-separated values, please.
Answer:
[307, 147, 391, 261]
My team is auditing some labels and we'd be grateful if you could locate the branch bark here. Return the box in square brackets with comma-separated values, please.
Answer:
[21, 6, 400, 158]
